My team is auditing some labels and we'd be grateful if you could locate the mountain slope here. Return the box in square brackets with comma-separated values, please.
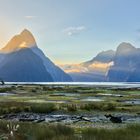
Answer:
[60, 50, 115, 82]
[0, 29, 72, 82]
[61, 42, 140, 82]
[84, 50, 115, 66]
[0, 48, 53, 82]
[107, 43, 140, 82]
[31, 47, 72, 82]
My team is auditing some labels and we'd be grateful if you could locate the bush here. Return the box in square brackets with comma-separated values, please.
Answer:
[67, 104, 77, 112]
[31, 89, 37, 93]
[80, 103, 101, 111]
[30, 103, 57, 113]
[80, 102, 116, 111]
[103, 103, 116, 111]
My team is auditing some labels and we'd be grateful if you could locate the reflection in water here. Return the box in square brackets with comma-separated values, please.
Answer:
[81, 97, 104, 102]
[0, 93, 14, 96]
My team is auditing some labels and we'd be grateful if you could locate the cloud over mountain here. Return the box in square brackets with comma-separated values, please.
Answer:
[63, 26, 86, 36]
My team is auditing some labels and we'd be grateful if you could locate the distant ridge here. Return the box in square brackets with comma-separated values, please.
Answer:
[60, 42, 140, 82]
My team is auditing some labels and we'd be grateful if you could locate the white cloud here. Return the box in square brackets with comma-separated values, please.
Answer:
[24, 16, 37, 19]
[63, 26, 86, 36]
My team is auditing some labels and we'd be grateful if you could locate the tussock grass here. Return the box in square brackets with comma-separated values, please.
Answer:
[81, 124, 140, 140]
[0, 101, 57, 115]
[80, 102, 116, 111]
[0, 121, 75, 140]
[0, 121, 139, 140]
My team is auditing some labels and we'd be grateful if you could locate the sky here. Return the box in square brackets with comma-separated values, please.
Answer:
[0, 0, 140, 64]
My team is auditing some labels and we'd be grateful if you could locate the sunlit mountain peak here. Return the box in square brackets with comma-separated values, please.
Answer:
[0, 29, 37, 54]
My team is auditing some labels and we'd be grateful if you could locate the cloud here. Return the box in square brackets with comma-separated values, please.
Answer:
[24, 16, 37, 19]
[63, 26, 86, 36]
[59, 61, 114, 74]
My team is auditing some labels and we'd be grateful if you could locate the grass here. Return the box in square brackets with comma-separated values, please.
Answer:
[30, 103, 57, 113]
[0, 120, 139, 140]
[0, 85, 139, 139]
[79, 102, 116, 111]
[81, 124, 140, 140]
[0, 102, 57, 115]
[0, 121, 75, 140]
[0, 99, 139, 115]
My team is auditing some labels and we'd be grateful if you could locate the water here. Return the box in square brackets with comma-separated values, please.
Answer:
[27, 99, 69, 104]
[0, 93, 14, 96]
[81, 97, 104, 102]
[51, 93, 80, 97]
[98, 93, 124, 97]
[123, 99, 140, 105]
[5, 82, 140, 88]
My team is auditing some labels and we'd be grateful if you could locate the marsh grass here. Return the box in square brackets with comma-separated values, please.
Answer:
[81, 124, 140, 140]
[0, 102, 57, 115]
[0, 85, 139, 114]
[0, 121, 75, 140]
[80, 102, 116, 111]
[67, 104, 77, 112]
[30, 103, 57, 113]
[0, 121, 139, 140]
[0, 87, 13, 93]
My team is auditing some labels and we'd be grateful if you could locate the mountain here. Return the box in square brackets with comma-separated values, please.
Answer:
[1, 29, 140, 82]
[84, 50, 115, 66]
[60, 42, 140, 82]
[0, 48, 53, 82]
[107, 42, 140, 82]
[1, 29, 36, 53]
[0, 29, 72, 82]
[60, 50, 115, 82]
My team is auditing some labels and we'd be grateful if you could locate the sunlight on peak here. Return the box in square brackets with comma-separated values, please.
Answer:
[0, 29, 37, 53]
[19, 42, 27, 48]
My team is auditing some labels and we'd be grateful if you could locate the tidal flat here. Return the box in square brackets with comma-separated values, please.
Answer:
[0, 84, 140, 140]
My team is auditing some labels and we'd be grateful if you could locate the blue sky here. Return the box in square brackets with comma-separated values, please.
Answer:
[0, 0, 140, 64]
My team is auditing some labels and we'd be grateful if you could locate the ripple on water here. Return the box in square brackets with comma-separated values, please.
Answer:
[81, 97, 104, 102]
[98, 93, 124, 97]
[122, 99, 140, 105]
[51, 93, 80, 97]
[0, 93, 14, 96]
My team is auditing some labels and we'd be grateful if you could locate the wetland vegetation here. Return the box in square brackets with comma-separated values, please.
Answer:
[0, 84, 140, 139]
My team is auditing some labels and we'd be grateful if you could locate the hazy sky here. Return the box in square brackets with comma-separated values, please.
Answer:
[0, 0, 140, 64]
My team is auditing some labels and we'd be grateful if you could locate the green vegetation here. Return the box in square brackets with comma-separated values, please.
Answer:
[0, 85, 139, 114]
[0, 102, 57, 115]
[80, 102, 116, 111]
[30, 103, 57, 113]
[0, 120, 139, 140]
[0, 121, 75, 140]
[81, 124, 140, 140]
[0, 85, 139, 139]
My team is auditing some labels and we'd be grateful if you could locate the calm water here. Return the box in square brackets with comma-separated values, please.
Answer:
[4, 82, 140, 88]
